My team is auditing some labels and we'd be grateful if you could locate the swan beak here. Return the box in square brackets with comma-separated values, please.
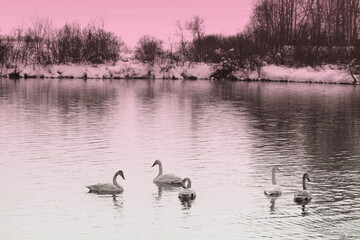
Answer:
[308, 177, 311, 182]
[151, 161, 158, 167]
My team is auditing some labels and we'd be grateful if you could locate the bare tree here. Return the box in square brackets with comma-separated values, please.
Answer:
[0, 34, 12, 71]
[25, 17, 55, 65]
[186, 16, 206, 62]
[175, 20, 190, 63]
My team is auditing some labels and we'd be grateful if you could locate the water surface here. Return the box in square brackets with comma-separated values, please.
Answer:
[1, 78, 360, 239]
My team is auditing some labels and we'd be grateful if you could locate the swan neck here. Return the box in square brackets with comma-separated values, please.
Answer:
[113, 172, 121, 189]
[187, 178, 192, 188]
[157, 161, 163, 176]
[272, 168, 277, 185]
[183, 177, 191, 188]
[302, 175, 307, 190]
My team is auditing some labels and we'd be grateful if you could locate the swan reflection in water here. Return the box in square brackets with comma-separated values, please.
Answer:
[153, 182, 182, 203]
[299, 199, 312, 216]
[111, 195, 124, 217]
[112, 195, 124, 209]
[180, 198, 193, 209]
[265, 195, 280, 213]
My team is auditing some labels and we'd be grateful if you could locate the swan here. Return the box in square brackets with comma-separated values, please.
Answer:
[264, 166, 282, 197]
[152, 160, 182, 185]
[86, 170, 125, 194]
[178, 177, 196, 200]
[294, 173, 312, 203]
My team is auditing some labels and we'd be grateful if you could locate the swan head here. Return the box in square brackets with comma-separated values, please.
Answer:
[272, 166, 280, 172]
[117, 170, 125, 180]
[303, 173, 311, 182]
[152, 160, 161, 167]
[181, 177, 192, 189]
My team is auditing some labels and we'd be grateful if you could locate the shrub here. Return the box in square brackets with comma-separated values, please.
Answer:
[135, 35, 163, 63]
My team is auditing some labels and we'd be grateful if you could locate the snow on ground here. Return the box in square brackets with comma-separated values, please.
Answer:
[0, 61, 215, 80]
[259, 65, 354, 84]
[0, 61, 357, 84]
[182, 62, 213, 79]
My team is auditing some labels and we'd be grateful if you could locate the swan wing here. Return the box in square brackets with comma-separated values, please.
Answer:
[86, 183, 104, 192]
[178, 188, 196, 200]
[294, 190, 312, 202]
[154, 174, 182, 184]
[86, 183, 123, 194]
[264, 185, 282, 196]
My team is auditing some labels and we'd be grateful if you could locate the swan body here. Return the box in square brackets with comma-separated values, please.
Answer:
[265, 185, 282, 196]
[178, 178, 196, 200]
[87, 170, 125, 194]
[152, 160, 182, 185]
[264, 166, 282, 196]
[294, 173, 312, 203]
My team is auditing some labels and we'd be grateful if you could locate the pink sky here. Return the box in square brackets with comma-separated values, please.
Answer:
[0, 0, 254, 47]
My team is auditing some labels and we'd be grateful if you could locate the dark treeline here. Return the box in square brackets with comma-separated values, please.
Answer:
[1, 1, 360, 74]
[0, 18, 124, 69]
[184, 0, 360, 69]
[246, 0, 360, 66]
[250, 0, 359, 46]
[136, 0, 360, 70]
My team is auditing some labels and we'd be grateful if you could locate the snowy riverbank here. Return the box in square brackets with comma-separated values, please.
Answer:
[258, 65, 355, 84]
[0, 60, 356, 84]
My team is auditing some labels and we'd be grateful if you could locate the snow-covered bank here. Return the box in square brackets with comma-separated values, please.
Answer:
[257, 65, 355, 84]
[0, 60, 357, 84]
[0, 61, 214, 80]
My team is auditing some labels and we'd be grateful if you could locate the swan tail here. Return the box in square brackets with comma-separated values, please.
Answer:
[264, 189, 282, 197]
[86, 185, 98, 192]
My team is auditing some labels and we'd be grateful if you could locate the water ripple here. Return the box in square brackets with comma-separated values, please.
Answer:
[1, 79, 360, 239]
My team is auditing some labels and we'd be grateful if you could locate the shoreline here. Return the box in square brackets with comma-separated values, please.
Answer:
[0, 60, 357, 85]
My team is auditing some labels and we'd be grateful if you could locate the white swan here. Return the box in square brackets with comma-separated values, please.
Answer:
[294, 173, 312, 203]
[178, 177, 196, 200]
[264, 166, 282, 196]
[152, 160, 182, 185]
[264, 166, 282, 197]
[86, 170, 125, 194]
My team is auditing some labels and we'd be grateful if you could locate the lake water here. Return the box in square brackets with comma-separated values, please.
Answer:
[1, 78, 360, 239]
